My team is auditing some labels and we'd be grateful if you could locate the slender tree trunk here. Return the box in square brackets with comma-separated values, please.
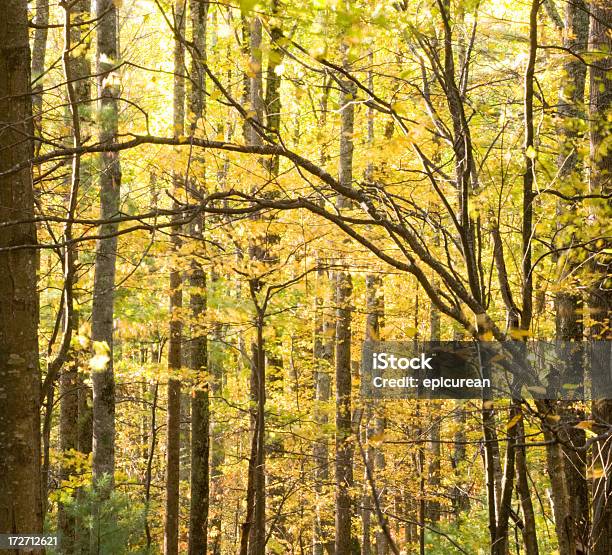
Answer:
[264, 0, 282, 174]
[32, 0, 48, 156]
[589, 2, 612, 554]
[249, 315, 266, 555]
[165, 4, 186, 555]
[240, 16, 267, 555]
[335, 41, 355, 553]
[549, 3, 590, 553]
[59, 358, 79, 549]
[313, 267, 334, 555]
[335, 268, 353, 555]
[143, 379, 159, 551]
[540, 417, 574, 555]
[209, 326, 225, 554]
[364, 274, 387, 555]
[0, 0, 43, 538]
[313, 63, 332, 555]
[514, 416, 538, 555]
[91, 0, 120, 503]
[58, 3, 92, 548]
[188, 2, 210, 552]
[507, 5, 539, 555]
[427, 295, 441, 526]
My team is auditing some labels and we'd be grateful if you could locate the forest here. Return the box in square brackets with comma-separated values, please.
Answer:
[0, 0, 610, 553]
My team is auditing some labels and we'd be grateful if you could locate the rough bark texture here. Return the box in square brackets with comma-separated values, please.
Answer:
[264, 0, 282, 174]
[515, 417, 539, 555]
[0, 0, 43, 538]
[31, 0, 48, 142]
[242, 17, 267, 555]
[247, 17, 264, 148]
[335, 269, 353, 555]
[427, 297, 441, 526]
[91, 0, 120, 499]
[164, 4, 186, 555]
[313, 268, 334, 555]
[188, 1, 210, 553]
[248, 318, 266, 555]
[335, 45, 355, 552]
[589, 2, 612, 554]
[364, 274, 388, 554]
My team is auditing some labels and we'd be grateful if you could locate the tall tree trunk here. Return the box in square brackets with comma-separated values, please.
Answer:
[209, 319, 225, 555]
[312, 65, 332, 555]
[248, 314, 266, 555]
[188, 1, 210, 553]
[335, 268, 353, 555]
[32, 2, 49, 518]
[91, 0, 120, 502]
[515, 416, 539, 555]
[550, 2, 590, 553]
[363, 274, 387, 555]
[58, 2, 92, 548]
[427, 294, 441, 526]
[165, 3, 186, 554]
[31, 0, 48, 155]
[264, 0, 281, 174]
[508, 5, 540, 555]
[240, 16, 267, 555]
[335, 40, 355, 554]
[588, 2, 612, 554]
[313, 267, 334, 555]
[0, 0, 43, 536]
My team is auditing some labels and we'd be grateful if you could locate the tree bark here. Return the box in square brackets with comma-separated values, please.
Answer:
[164, 3, 186, 555]
[515, 416, 539, 555]
[91, 0, 120, 502]
[550, 2, 590, 553]
[335, 42, 355, 553]
[427, 295, 441, 526]
[241, 16, 268, 555]
[588, 2, 612, 554]
[0, 0, 43, 539]
[313, 267, 334, 555]
[31, 0, 48, 153]
[188, 1, 210, 553]
[335, 268, 353, 555]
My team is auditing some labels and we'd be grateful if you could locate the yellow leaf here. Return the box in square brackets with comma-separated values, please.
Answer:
[509, 328, 532, 339]
[574, 420, 597, 430]
[587, 465, 605, 480]
[506, 413, 523, 431]
[368, 431, 385, 447]
[92, 340, 110, 355]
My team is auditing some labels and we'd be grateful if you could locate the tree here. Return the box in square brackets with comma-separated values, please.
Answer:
[334, 38, 356, 555]
[164, 2, 186, 554]
[57, 0, 92, 548]
[588, 2, 612, 554]
[0, 0, 43, 536]
[187, 1, 211, 553]
[3, 1, 611, 553]
[91, 0, 121, 505]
